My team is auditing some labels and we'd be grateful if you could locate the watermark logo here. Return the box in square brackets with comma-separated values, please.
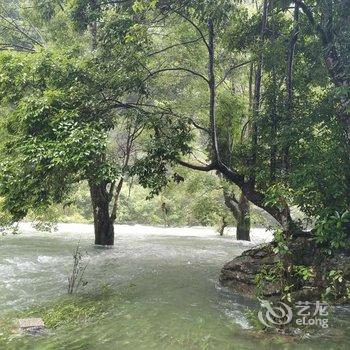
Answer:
[258, 300, 293, 327]
[258, 300, 329, 328]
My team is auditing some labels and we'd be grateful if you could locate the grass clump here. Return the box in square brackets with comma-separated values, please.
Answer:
[0, 285, 118, 341]
[23, 295, 109, 329]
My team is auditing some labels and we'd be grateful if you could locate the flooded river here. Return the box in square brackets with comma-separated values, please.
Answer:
[0, 224, 349, 349]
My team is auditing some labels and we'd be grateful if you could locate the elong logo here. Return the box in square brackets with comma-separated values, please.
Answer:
[257, 300, 329, 328]
[258, 300, 293, 327]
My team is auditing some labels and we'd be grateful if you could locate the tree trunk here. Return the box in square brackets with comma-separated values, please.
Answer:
[208, 19, 220, 163]
[90, 0, 99, 50]
[250, 0, 269, 186]
[269, 67, 278, 181]
[90, 182, 114, 246]
[223, 189, 251, 241]
[283, 3, 299, 172]
[236, 194, 251, 241]
[179, 9, 303, 237]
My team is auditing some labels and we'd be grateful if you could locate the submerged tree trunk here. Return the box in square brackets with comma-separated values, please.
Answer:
[223, 189, 251, 241]
[90, 182, 114, 246]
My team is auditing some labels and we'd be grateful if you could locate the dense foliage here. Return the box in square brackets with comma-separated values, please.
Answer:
[0, 0, 348, 247]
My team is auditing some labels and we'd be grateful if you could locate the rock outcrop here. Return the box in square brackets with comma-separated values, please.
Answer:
[220, 237, 350, 303]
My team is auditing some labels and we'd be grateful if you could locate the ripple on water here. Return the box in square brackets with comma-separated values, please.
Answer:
[0, 224, 349, 350]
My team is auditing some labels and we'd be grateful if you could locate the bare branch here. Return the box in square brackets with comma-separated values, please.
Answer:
[145, 67, 209, 83]
[0, 43, 35, 52]
[147, 37, 201, 56]
[0, 8, 43, 47]
[189, 119, 210, 134]
[177, 159, 217, 171]
[216, 60, 253, 87]
[173, 10, 210, 50]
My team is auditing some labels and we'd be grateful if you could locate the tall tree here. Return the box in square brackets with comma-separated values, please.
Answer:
[0, 0, 147, 245]
[132, 0, 349, 243]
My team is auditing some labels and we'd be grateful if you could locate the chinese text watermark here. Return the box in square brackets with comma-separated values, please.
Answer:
[258, 300, 329, 328]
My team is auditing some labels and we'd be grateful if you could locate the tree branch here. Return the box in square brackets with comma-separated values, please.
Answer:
[177, 159, 217, 171]
[216, 60, 253, 87]
[0, 9, 43, 47]
[293, 0, 327, 43]
[147, 37, 201, 56]
[145, 67, 209, 83]
[223, 188, 241, 219]
[173, 10, 210, 50]
[189, 119, 210, 133]
[0, 43, 35, 52]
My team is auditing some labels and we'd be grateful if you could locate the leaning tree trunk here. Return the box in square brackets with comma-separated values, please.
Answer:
[179, 10, 302, 236]
[89, 181, 114, 246]
[223, 189, 251, 241]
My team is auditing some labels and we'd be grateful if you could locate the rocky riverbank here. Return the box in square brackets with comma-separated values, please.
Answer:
[220, 237, 350, 303]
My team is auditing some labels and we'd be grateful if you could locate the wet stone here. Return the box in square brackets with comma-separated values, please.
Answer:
[17, 318, 45, 335]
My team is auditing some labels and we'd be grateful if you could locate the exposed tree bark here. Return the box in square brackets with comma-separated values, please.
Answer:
[236, 194, 251, 241]
[208, 18, 221, 163]
[223, 189, 251, 241]
[109, 177, 124, 224]
[269, 23, 279, 182]
[282, 3, 299, 173]
[269, 71, 278, 182]
[179, 152, 299, 234]
[86, 0, 116, 246]
[319, 2, 350, 206]
[89, 119, 140, 245]
[0, 5, 44, 48]
[248, 62, 254, 113]
[133, 6, 302, 237]
[90, 0, 99, 50]
[90, 181, 114, 246]
[250, 0, 269, 186]
[219, 162, 299, 234]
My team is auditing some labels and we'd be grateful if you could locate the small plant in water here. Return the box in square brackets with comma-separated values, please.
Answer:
[32, 220, 58, 233]
[68, 241, 89, 294]
[0, 222, 20, 236]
